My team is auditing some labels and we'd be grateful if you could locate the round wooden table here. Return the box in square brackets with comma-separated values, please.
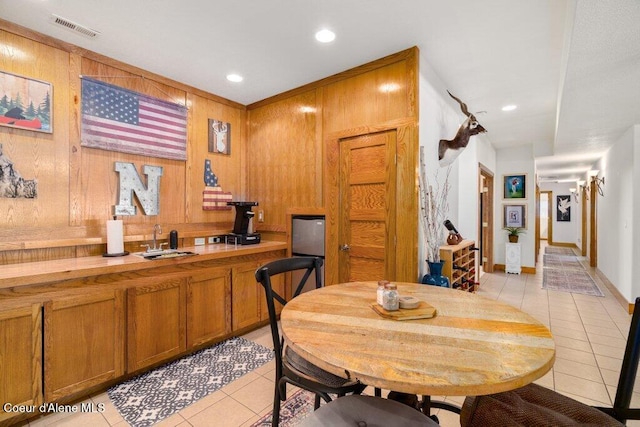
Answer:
[281, 282, 555, 401]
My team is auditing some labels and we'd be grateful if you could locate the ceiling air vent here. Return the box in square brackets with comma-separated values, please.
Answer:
[50, 14, 100, 38]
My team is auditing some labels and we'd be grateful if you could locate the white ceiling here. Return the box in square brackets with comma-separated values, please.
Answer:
[1, 0, 639, 183]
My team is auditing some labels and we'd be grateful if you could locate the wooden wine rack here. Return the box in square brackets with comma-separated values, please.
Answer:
[439, 240, 478, 292]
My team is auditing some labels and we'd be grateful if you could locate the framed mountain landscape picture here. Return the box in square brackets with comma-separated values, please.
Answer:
[0, 70, 52, 133]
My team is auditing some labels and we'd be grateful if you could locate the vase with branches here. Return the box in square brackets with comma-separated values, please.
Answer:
[419, 146, 451, 286]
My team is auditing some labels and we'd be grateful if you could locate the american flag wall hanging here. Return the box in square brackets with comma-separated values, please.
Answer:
[81, 77, 187, 161]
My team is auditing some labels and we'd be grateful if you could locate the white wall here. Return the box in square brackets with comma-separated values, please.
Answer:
[593, 125, 638, 302]
[635, 125, 640, 302]
[418, 54, 496, 279]
[538, 182, 580, 245]
[457, 133, 495, 245]
[495, 146, 536, 268]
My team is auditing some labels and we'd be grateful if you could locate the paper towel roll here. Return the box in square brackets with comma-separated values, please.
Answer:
[107, 220, 124, 255]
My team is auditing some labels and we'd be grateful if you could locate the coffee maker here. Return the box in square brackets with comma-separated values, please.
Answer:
[226, 201, 261, 245]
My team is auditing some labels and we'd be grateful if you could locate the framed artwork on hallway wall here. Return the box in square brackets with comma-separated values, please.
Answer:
[557, 195, 571, 222]
[503, 173, 526, 199]
[503, 204, 526, 228]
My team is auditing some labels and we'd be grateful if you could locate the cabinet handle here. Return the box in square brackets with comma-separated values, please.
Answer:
[340, 244, 351, 251]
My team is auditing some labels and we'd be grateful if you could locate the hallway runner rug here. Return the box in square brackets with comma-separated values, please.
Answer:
[251, 389, 315, 426]
[542, 254, 584, 270]
[108, 337, 274, 427]
[542, 267, 604, 297]
[544, 246, 575, 256]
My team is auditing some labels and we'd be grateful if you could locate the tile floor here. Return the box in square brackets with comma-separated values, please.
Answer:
[27, 244, 638, 426]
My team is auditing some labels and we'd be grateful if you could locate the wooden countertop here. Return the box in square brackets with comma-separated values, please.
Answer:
[281, 281, 555, 397]
[0, 241, 287, 290]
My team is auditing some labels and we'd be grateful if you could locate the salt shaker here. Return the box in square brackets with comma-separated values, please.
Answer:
[382, 283, 399, 311]
[377, 280, 389, 306]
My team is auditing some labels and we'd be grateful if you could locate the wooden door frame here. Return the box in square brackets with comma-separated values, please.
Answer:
[325, 118, 418, 286]
[540, 190, 553, 244]
[478, 164, 494, 273]
[589, 180, 597, 267]
[535, 183, 540, 261]
[581, 188, 587, 256]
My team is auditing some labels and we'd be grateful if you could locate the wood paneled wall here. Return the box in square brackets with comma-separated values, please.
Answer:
[246, 48, 419, 282]
[246, 90, 322, 232]
[0, 22, 246, 263]
[246, 49, 418, 230]
[0, 20, 418, 271]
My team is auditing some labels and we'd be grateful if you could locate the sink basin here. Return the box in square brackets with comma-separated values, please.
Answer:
[134, 250, 196, 260]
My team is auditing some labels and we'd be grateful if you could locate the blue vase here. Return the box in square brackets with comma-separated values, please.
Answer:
[421, 261, 450, 287]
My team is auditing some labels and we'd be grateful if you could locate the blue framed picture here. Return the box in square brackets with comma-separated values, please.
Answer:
[503, 174, 526, 199]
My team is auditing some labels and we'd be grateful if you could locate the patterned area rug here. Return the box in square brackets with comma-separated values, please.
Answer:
[544, 246, 575, 255]
[251, 389, 316, 426]
[108, 337, 273, 427]
[543, 254, 584, 270]
[542, 268, 604, 297]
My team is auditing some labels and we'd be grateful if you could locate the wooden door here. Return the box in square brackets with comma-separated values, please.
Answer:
[1, 303, 42, 424]
[478, 164, 494, 273]
[589, 181, 598, 267]
[44, 290, 125, 400]
[535, 183, 540, 261]
[187, 268, 232, 348]
[581, 189, 588, 256]
[338, 130, 396, 282]
[127, 279, 186, 372]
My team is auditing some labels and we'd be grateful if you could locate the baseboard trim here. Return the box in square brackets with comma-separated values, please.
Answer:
[593, 267, 634, 314]
[493, 264, 535, 275]
[548, 242, 580, 249]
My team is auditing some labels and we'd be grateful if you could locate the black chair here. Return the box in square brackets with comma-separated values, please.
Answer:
[460, 296, 640, 426]
[255, 257, 366, 426]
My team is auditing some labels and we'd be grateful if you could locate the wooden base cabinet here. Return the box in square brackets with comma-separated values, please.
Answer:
[260, 268, 284, 322]
[187, 268, 232, 348]
[231, 260, 286, 331]
[127, 278, 187, 372]
[232, 263, 263, 331]
[44, 290, 124, 401]
[0, 304, 42, 424]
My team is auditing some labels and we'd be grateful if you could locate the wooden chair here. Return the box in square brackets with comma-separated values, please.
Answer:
[255, 257, 366, 426]
[460, 297, 640, 426]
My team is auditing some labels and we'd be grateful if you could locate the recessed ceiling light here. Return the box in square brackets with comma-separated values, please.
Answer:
[315, 29, 335, 43]
[501, 104, 517, 112]
[226, 74, 243, 83]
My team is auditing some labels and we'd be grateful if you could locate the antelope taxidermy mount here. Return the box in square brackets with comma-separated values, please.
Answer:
[439, 91, 487, 167]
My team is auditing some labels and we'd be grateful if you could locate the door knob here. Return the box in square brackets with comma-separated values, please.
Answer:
[340, 244, 351, 251]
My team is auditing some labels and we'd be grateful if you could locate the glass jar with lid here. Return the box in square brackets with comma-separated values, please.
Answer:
[377, 280, 389, 306]
[382, 283, 399, 311]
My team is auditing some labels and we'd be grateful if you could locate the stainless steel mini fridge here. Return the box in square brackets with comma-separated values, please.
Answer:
[291, 215, 325, 294]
